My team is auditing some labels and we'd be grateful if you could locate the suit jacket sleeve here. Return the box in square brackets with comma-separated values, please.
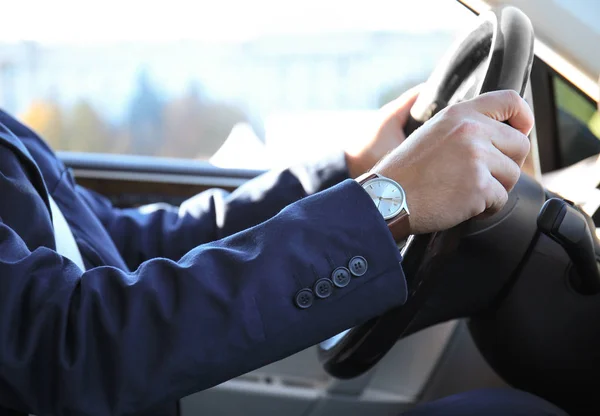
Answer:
[0, 144, 408, 416]
[77, 152, 350, 269]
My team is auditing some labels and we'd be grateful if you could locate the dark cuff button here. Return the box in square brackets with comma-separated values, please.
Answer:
[331, 267, 351, 288]
[349, 256, 368, 277]
[313, 278, 334, 299]
[294, 289, 314, 309]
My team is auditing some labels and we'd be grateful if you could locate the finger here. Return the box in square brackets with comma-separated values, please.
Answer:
[466, 90, 535, 136]
[484, 174, 510, 216]
[483, 143, 522, 192]
[478, 115, 531, 165]
[381, 83, 424, 126]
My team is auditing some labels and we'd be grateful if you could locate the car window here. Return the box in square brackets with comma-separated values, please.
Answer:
[553, 76, 600, 167]
[0, 0, 474, 170]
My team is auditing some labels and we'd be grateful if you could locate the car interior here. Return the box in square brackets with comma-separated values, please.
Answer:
[1, 0, 600, 415]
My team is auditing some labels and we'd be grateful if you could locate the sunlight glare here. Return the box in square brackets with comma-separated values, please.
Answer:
[1, 0, 470, 44]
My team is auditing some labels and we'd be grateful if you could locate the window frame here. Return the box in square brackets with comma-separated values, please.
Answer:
[530, 56, 599, 173]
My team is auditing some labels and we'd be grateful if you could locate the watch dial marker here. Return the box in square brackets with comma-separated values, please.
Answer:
[363, 178, 404, 220]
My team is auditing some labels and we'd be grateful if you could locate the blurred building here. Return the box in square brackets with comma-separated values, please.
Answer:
[0, 31, 453, 120]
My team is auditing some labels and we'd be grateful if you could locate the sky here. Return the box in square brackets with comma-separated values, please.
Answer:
[0, 0, 472, 44]
[554, 0, 600, 36]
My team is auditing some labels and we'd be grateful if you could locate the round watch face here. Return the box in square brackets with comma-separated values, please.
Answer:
[362, 177, 405, 220]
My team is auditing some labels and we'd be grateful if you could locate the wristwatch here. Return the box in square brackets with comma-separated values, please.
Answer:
[356, 172, 411, 242]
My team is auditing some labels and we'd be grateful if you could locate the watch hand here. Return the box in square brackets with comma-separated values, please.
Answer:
[377, 197, 382, 208]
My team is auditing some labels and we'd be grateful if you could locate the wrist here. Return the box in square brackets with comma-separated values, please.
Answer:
[370, 161, 417, 235]
[344, 151, 372, 179]
[355, 172, 412, 242]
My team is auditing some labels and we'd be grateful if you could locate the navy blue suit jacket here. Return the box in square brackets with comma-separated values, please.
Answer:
[0, 109, 407, 415]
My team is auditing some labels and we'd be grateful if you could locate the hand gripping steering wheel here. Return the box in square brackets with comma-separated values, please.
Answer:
[318, 5, 535, 379]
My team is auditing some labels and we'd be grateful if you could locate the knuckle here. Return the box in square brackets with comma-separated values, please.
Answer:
[454, 119, 481, 139]
[470, 196, 487, 217]
[442, 103, 461, 118]
[507, 169, 520, 190]
[517, 134, 531, 159]
[501, 157, 521, 189]
[491, 191, 509, 214]
[507, 89, 521, 100]
[510, 160, 522, 183]
[497, 186, 509, 205]
[464, 140, 486, 165]
[503, 89, 521, 106]
[473, 162, 490, 193]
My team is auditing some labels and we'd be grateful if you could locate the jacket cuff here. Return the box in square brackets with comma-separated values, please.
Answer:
[256, 178, 408, 347]
[290, 151, 350, 195]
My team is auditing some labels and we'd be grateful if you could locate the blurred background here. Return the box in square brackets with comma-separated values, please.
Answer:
[0, 0, 477, 169]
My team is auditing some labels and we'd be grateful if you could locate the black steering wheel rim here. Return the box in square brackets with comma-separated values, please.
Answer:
[318, 5, 535, 379]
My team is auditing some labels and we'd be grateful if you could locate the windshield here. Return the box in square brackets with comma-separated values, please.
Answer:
[0, 0, 475, 169]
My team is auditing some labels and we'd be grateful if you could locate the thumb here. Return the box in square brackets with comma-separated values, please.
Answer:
[381, 83, 424, 126]
[467, 90, 535, 136]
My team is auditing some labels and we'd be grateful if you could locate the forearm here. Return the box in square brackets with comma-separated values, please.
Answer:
[79, 152, 351, 268]
[0, 180, 406, 415]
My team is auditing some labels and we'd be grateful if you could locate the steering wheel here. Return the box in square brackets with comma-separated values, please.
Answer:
[318, 5, 535, 379]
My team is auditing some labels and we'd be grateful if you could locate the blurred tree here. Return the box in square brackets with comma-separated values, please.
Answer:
[193, 101, 248, 160]
[111, 129, 135, 155]
[162, 82, 248, 159]
[589, 111, 600, 139]
[554, 77, 600, 140]
[64, 100, 113, 153]
[554, 77, 597, 126]
[161, 83, 205, 158]
[19, 99, 66, 149]
[127, 69, 164, 155]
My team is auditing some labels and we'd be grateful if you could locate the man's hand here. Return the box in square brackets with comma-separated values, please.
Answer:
[345, 85, 421, 178]
[374, 90, 534, 235]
